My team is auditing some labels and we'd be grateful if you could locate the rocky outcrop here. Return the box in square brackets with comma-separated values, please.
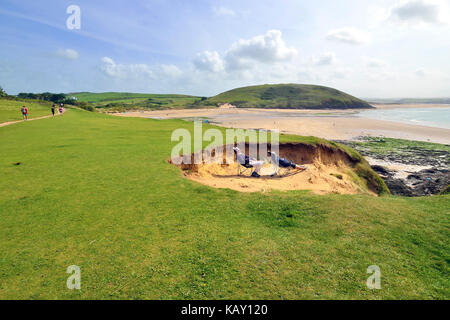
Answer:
[337, 139, 450, 197]
[372, 166, 449, 197]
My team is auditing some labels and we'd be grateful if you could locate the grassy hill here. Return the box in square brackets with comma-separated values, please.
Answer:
[0, 98, 54, 123]
[0, 109, 448, 299]
[202, 84, 373, 109]
[69, 85, 373, 111]
[70, 92, 203, 110]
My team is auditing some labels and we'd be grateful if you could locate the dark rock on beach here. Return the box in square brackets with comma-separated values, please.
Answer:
[336, 138, 450, 197]
[372, 167, 449, 197]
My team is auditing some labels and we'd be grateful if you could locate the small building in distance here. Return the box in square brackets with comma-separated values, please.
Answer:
[219, 103, 236, 109]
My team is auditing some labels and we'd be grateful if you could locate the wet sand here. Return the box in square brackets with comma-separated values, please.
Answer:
[113, 104, 450, 144]
[372, 104, 450, 109]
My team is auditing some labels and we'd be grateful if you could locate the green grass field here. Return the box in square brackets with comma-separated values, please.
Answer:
[201, 84, 373, 109]
[70, 92, 202, 110]
[0, 109, 448, 299]
[346, 137, 450, 155]
[70, 92, 160, 103]
[0, 98, 54, 123]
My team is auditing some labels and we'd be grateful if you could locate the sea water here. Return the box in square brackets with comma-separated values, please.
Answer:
[358, 107, 450, 129]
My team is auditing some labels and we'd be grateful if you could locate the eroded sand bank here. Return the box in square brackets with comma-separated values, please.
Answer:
[171, 143, 378, 195]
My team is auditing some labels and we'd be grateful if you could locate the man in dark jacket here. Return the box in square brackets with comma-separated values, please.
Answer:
[268, 151, 306, 173]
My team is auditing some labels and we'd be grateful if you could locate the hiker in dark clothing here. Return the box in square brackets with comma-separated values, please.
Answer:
[268, 151, 306, 171]
[51, 104, 56, 116]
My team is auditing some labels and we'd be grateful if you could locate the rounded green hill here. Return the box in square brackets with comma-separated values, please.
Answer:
[203, 84, 373, 109]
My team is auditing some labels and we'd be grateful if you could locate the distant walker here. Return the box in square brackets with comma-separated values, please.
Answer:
[21, 105, 28, 120]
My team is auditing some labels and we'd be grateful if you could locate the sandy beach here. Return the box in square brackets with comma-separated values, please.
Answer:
[113, 104, 450, 144]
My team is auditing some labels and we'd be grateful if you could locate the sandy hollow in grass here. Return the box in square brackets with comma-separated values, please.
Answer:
[171, 143, 376, 195]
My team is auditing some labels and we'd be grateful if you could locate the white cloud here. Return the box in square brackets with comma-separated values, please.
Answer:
[329, 71, 347, 80]
[297, 69, 316, 81]
[101, 57, 114, 65]
[157, 64, 183, 78]
[223, 30, 297, 71]
[56, 49, 79, 60]
[388, 0, 449, 25]
[312, 52, 336, 66]
[213, 6, 236, 17]
[100, 57, 182, 81]
[100, 57, 154, 79]
[367, 5, 391, 28]
[320, 66, 355, 82]
[191, 31, 346, 85]
[367, 71, 398, 82]
[415, 68, 426, 77]
[193, 51, 224, 73]
[364, 57, 387, 68]
[326, 27, 370, 45]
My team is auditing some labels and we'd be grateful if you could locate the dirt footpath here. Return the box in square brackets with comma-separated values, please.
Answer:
[0, 110, 66, 128]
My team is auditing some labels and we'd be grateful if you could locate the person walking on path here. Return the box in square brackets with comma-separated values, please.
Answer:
[21, 106, 28, 120]
[51, 104, 56, 116]
[59, 104, 63, 114]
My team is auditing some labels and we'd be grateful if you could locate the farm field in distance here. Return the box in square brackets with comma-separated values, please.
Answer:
[70, 92, 204, 111]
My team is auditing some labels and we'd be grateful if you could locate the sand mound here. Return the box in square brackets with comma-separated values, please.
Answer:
[171, 143, 372, 195]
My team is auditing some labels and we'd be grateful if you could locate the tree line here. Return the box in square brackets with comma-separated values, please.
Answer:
[0, 86, 77, 105]
[16, 92, 76, 105]
[1, 86, 95, 112]
[0, 86, 7, 98]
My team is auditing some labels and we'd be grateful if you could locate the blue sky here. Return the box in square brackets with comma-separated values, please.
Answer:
[0, 0, 449, 98]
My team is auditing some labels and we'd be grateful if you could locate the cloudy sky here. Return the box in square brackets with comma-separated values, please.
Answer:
[0, 0, 449, 98]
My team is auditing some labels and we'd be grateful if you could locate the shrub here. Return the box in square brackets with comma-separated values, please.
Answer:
[77, 101, 95, 112]
[16, 92, 76, 104]
[0, 86, 7, 97]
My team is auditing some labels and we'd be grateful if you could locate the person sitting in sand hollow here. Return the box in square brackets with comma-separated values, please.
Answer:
[233, 147, 264, 178]
[268, 151, 306, 171]
[21, 106, 28, 120]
